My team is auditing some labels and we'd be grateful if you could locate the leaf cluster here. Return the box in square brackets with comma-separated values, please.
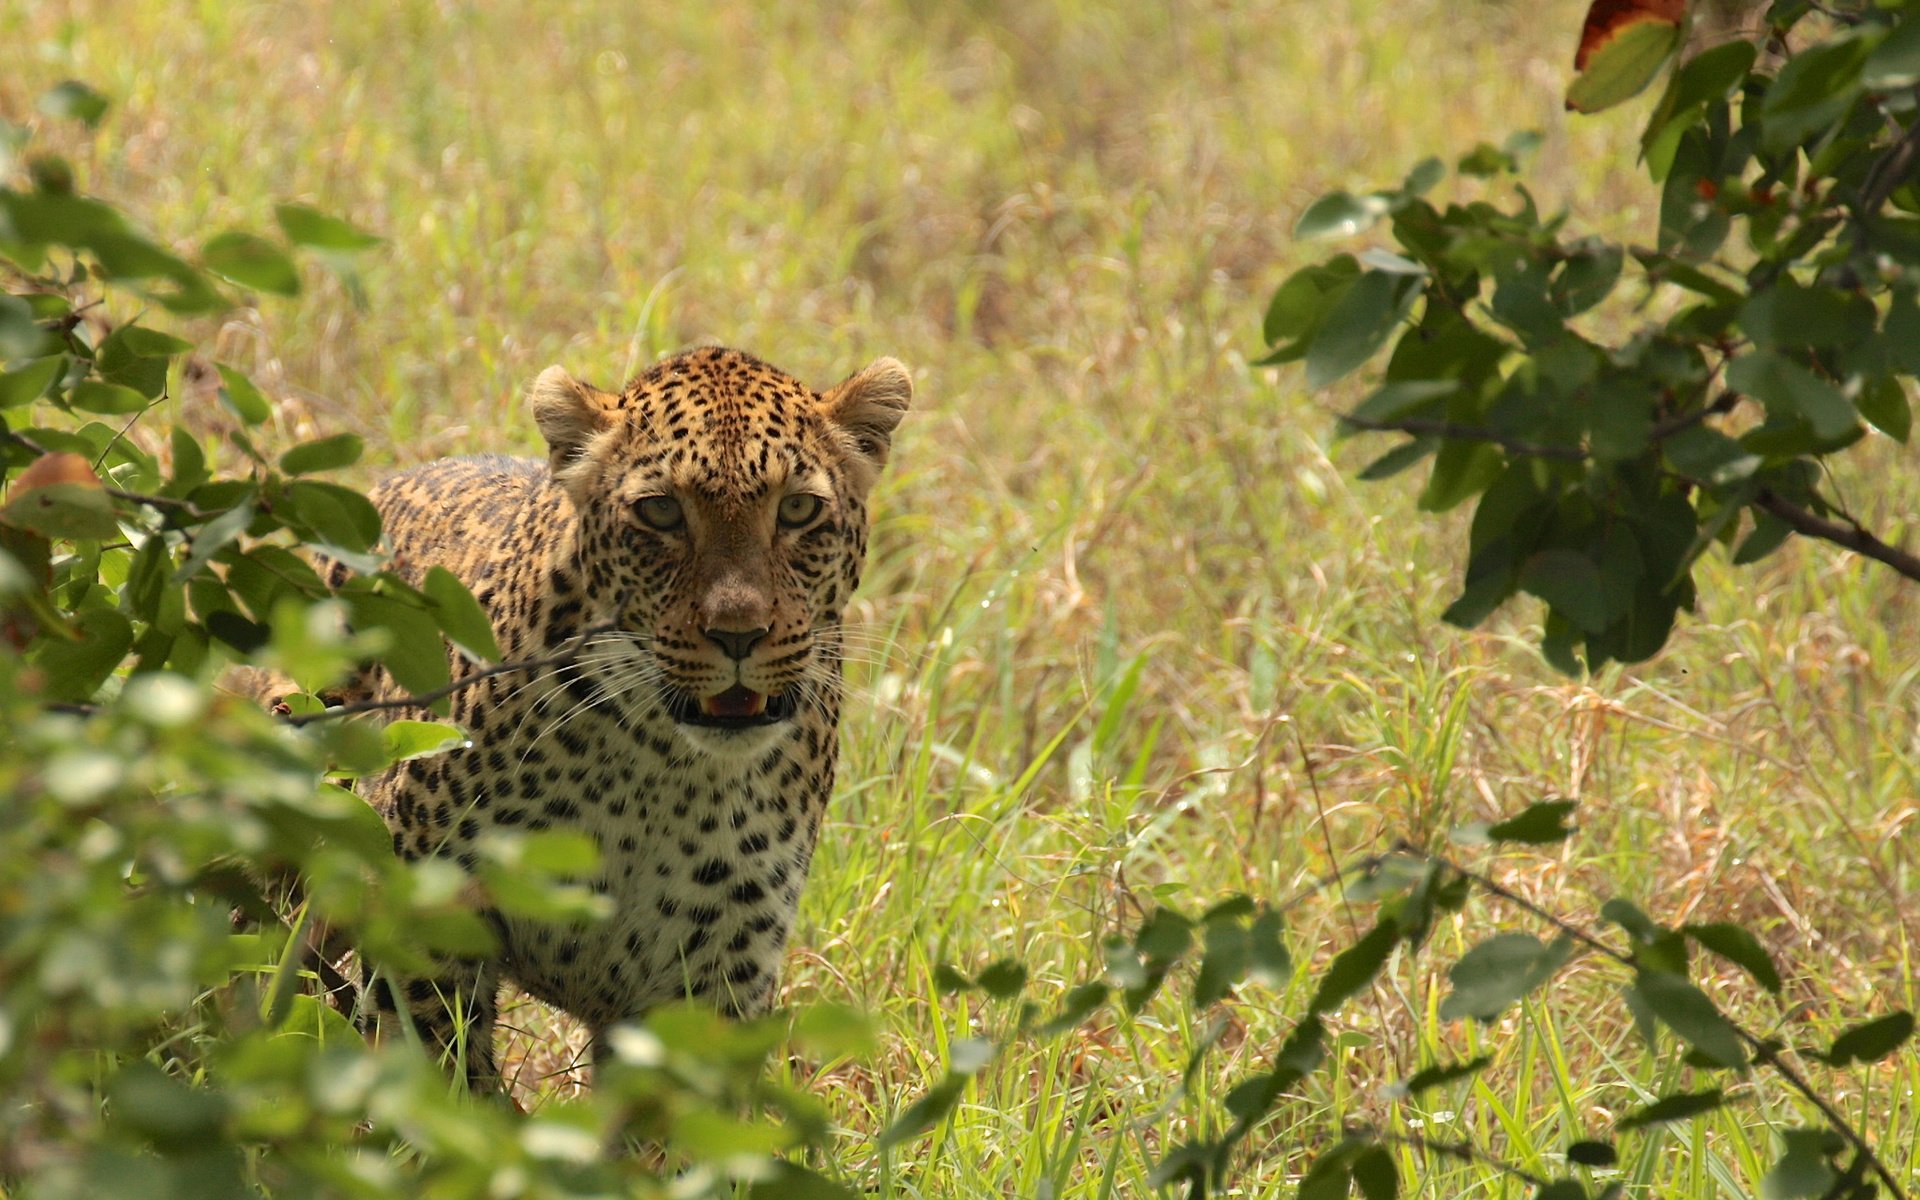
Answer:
[1263, 0, 1920, 670]
[0, 86, 858, 1198]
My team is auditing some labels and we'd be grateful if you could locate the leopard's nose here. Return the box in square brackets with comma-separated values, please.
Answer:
[703, 626, 769, 661]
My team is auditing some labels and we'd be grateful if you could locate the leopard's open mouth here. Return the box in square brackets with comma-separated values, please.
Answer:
[667, 684, 798, 730]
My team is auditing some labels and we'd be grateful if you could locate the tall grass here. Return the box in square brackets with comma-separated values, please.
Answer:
[6, 0, 1917, 1192]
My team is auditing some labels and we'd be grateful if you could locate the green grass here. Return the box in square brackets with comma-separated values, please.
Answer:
[7, 0, 1920, 1193]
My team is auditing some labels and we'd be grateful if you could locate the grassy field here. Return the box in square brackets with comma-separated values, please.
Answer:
[8, 0, 1920, 1193]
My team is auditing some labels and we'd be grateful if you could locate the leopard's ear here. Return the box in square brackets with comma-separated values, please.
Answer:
[821, 358, 912, 479]
[531, 366, 620, 471]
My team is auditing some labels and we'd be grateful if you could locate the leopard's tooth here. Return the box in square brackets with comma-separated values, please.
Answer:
[745, 691, 768, 716]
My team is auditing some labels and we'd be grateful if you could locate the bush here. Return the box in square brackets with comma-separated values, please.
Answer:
[0, 83, 856, 1199]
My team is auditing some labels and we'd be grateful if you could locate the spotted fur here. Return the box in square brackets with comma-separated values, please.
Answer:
[341, 346, 910, 1086]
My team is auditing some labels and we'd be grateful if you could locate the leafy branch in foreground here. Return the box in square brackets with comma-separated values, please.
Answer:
[0, 82, 862, 1198]
[903, 799, 1911, 1199]
[1261, 0, 1920, 672]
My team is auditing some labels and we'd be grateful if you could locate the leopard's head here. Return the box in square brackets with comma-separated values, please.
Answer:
[531, 346, 910, 753]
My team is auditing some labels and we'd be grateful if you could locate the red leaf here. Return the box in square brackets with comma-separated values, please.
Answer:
[11, 451, 103, 496]
[1575, 0, 1687, 71]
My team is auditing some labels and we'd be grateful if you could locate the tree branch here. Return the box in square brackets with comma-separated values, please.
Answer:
[284, 622, 622, 726]
[1341, 404, 1920, 587]
[1335, 414, 1587, 461]
[1422, 847, 1910, 1200]
[1753, 488, 1920, 585]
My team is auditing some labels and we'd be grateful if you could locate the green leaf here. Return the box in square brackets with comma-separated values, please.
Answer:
[974, 959, 1028, 1000]
[1356, 437, 1437, 481]
[1856, 376, 1910, 443]
[1458, 141, 1517, 178]
[1295, 191, 1389, 241]
[877, 1040, 994, 1149]
[1760, 35, 1870, 156]
[1761, 1128, 1845, 1200]
[1865, 13, 1920, 89]
[1725, 350, 1858, 441]
[274, 203, 382, 252]
[1297, 1142, 1359, 1200]
[36, 81, 110, 127]
[1663, 426, 1759, 486]
[1439, 932, 1573, 1021]
[1681, 923, 1782, 995]
[0, 356, 64, 409]
[1416, 438, 1502, 513]
[1193, 916, 1247, 1008]
[745, 1164, 860, 1200]
[1345, 380, 1456, 427]
[793, 1004, 878, 1059]
[1631, 971, 1747, 1067]
[1819, 1010, 1914, 1067]
[1307, 271, 1418, 388]
[279, 432, 363, 476]
[382, 720, 468, 763]
[1616, 1087, 1726, 1131]
[1643, 40, 1757, 158]
[0, 293, 48, 360]
[173, 500, 255, 584]
[1566, 17, 1682, 115]
[1038, 981, 1109, 1035]
[1350, 1146, 1398, 1200]
[344, 589, 450, 696]
[67, 380, 151, 414]
[1741, 282, 1875, 352]
[30, 606, 133, 701]
[215, 365, 272, 425]
[0, 474, 119, 541]
[1248, 909, 1292, 985]
[1552, 242, 1624, 316]
[284, 481, 382, 556]
[1389, 1054, 1492, 1098]
[1520, 550, 1613, 634]
[422, 566, 500, 662]
[1309, 917, 1399, 1015]
[202, 231, 300, 296]
[1486, 799, 1577, 845]
[1262, 255, 1361, 355]
[106, 1062, 227, 1146]
[1567, 1141, 1617, 1168]
[1734, 512, 1793, 565]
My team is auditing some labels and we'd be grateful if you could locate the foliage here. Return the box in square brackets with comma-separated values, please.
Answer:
[1263, 0, 1920, 672]
[0, 85, 858, 1198]
[7, 6, 1914, 1195]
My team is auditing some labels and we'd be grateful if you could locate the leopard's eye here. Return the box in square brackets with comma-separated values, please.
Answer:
[634, 495, 685, 531]
[777, 493, 824, 528]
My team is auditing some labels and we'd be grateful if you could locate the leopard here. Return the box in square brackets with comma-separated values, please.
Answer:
[331, 345, 911, 1088]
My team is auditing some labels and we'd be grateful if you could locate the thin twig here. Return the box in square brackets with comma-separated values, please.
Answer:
[284, 622, 621, 726]
[1420, 846, 1910, 1200]
[1857, 91, 1920, 226]
[1354, 1129, 1549, 1190]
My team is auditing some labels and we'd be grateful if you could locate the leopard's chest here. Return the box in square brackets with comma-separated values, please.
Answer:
[498, 741, 822, 1025]
[381, 680, 831, 1030]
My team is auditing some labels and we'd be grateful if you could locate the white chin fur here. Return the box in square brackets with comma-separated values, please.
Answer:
[672, 720, 790, 760]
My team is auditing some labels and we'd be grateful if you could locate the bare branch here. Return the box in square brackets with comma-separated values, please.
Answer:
[1753, 489, 1920, 585]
